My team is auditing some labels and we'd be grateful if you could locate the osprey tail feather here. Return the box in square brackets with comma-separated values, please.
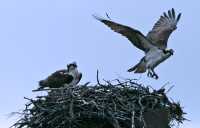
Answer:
[128, 59, 146, 73]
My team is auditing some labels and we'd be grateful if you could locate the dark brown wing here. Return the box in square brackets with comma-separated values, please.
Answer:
[147, 8, 181, 49]
[93, 15, 155, 53]
[39, 70, 73, 88]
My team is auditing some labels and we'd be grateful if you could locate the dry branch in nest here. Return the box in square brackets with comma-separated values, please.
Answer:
[11, 73, 186, 128]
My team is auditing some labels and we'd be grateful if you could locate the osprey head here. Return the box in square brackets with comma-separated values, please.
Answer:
[163, 49, 174, 55]
[168, 49, 174, 55]
[67, 62, 77, 71]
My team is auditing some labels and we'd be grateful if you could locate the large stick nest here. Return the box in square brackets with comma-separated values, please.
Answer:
[11, 76, 186, 128]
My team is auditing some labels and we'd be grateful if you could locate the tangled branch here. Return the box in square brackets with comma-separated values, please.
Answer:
[11, 78, 186, 128]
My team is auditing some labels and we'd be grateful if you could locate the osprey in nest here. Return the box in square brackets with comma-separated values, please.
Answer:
[38, 62, 82, 89]
[94, 8, 181, 79]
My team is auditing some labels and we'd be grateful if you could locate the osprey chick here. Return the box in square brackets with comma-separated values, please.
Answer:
[93, 8, 181, 79]
[38, 62, 82, 89]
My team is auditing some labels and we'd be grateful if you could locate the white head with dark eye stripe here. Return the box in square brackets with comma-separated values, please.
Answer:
[65, 62, 82, 86]
[163, 49, 174, 55]
[67, 62, 77, 72]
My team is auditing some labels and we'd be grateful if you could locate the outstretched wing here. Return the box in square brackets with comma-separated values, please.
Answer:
[93, 15, 154, 53]
[147, 8, 181, 49]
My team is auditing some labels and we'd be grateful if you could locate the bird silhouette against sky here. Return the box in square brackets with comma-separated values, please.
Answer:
[94, 8, 181, 79]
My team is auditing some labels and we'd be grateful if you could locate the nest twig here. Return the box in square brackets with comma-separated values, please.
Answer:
[11, 78, 186, 128]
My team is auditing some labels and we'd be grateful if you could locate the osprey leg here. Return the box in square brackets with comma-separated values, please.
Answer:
[152, 70, 159, 79]
[147, 69, 153, 77]
[147, 69, 158, 79]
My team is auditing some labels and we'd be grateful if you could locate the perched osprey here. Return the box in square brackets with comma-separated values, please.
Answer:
[38, 62, 82, 89]
[93, 8, 181, 79]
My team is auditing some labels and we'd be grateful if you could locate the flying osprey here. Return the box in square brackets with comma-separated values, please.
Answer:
[93, 8, 181, 79]
[38, 62, 82, 89]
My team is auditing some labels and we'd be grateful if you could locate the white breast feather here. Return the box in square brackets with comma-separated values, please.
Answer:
[145, 49, 164, 68]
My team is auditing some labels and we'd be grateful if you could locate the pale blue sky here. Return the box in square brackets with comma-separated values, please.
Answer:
[0, 0, 199, 127]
